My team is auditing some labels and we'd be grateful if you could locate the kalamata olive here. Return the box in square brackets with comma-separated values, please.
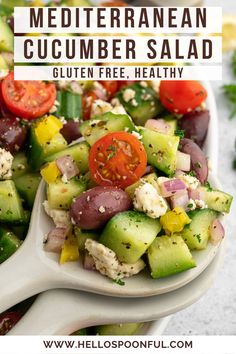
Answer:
[70, 186, 132, 230]
[180, 110, 210, 148]
[180, 138, 208, 184]
[60, 120, 82, 144]
[0, 118, 28, 154]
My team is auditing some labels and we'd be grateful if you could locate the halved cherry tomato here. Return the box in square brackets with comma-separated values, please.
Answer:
[159, 81, 207, 115]
[99, 80, 118, 99]
[82, 91, 99, 121]
[89, 131, 147, 189]
[0, 311, 22, 335]
[101, 1, 127, 6]
[1, 72, 56, 120]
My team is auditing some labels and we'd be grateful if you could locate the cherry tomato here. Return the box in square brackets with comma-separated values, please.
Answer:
[89, 131, 147, 189]
[159, 81, 207, 115]
[82, 91, 99, 121]
[101, 1, 127, 6]
[99, 80, 118, 99]
[1, 72, 56, 120]
[0, 311, 22, 335]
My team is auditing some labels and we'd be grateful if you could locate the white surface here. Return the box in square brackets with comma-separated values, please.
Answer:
[8, 240, 224, 335]
[165, 0, 236, 336]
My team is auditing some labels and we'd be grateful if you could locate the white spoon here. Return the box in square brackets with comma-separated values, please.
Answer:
[8, 239, 224, 335]
[0, 172, 223, 314]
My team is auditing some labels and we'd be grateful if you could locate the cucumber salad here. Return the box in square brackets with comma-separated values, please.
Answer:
[0, 1, 233, 284]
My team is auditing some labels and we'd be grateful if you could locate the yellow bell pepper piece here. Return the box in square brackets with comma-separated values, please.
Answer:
[160, 207, 191, 234]
[60, 234, 79, 265]
[28, 0, 45, 6]
[35, 116, 63, 146]
[40, 162, 61, 184]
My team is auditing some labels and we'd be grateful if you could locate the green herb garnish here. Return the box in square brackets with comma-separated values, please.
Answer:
[187, 171, 196, 177]
[223, 84, 236, 119]
[113, 278, 125, 286]
[175, 129, 185, 139]
[204, 181, 213, 192]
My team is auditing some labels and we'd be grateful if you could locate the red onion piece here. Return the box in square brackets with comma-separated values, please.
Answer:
[170, 190, 189, 210]
[142, 165, 155, 177]
[174, 169, 184, 178]
[176, 151, 191, 172]
[188, 188, 200, 201]
[83, 252, 96, 271]
[180, 138, 208, 184]
[44, 227, 68, 253]
[145, 119, 171, 134]
[160, 179, 187, 197]
[210, 219, 225, 245]
[56, 155, 79, 180]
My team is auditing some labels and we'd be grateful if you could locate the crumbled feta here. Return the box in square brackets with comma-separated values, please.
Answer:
[140, 81, 148, 88]
[149, 80, 161, 94]
[85, 239, 145, 279]
[131, 131, 142, 140]
[43, 201, 71, 228]
[91, 99, 112, 117]
[131, 98, 138, 107]
[133, 183, 168, 219]
[49, 104, 57, 114]
[187, 198, 208, 211]
[187, 198, 197, 211]
[98, 206, 106, 213]
[61, 174, 68, 183]
[195, 199, 208, 209]
[111, 105, 127, 115]
[180, 174, 200, 190]
[0, 148, 13, 179]
[123, 88, 136, 103]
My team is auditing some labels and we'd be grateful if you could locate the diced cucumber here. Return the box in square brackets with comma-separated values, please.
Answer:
[74, 227, 99, 253]
[163, 117, 178, 135]
[55, 90, 82, 120]
[14, 173, 41, 209]
[47, 177, 86, 210]
[12, 152, 31, 179]
[0, 54, 8, 70]
[198, 187, 233, 214]
[140, 127, 179, 175]
[45, 141, 90, 174]
[80, 112, 136, 146]
[95, 323, 143, 336]
[28, 128, 68, 171]
[0, 181, 25, 223]
[125, 172, 160, 199]
[11, 224, 29, 240]
[100, 211, 161, 264]
[180, 209, 219, 250]
[0, 227, 21, 263]
[147, 235, 196, 279]
[0, 17, 13, 52]
[116, 83, 163, 126]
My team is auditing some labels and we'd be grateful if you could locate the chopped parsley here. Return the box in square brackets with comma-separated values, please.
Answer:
[187, 170, 196, 177]
[112, 278, 125, 286]
[187, 203, 194, 209]
[204, 181, 213, 192]
[175, 129, 185, 139]
[223, 84, 236, 119]
[107, 145, 117, 160]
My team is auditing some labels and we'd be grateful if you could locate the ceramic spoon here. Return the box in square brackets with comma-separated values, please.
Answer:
[9, 240, 224, 335]
[0, 172, 223, 314]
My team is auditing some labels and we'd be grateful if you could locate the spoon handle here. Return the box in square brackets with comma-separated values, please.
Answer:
[0, 244, 50, 313]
